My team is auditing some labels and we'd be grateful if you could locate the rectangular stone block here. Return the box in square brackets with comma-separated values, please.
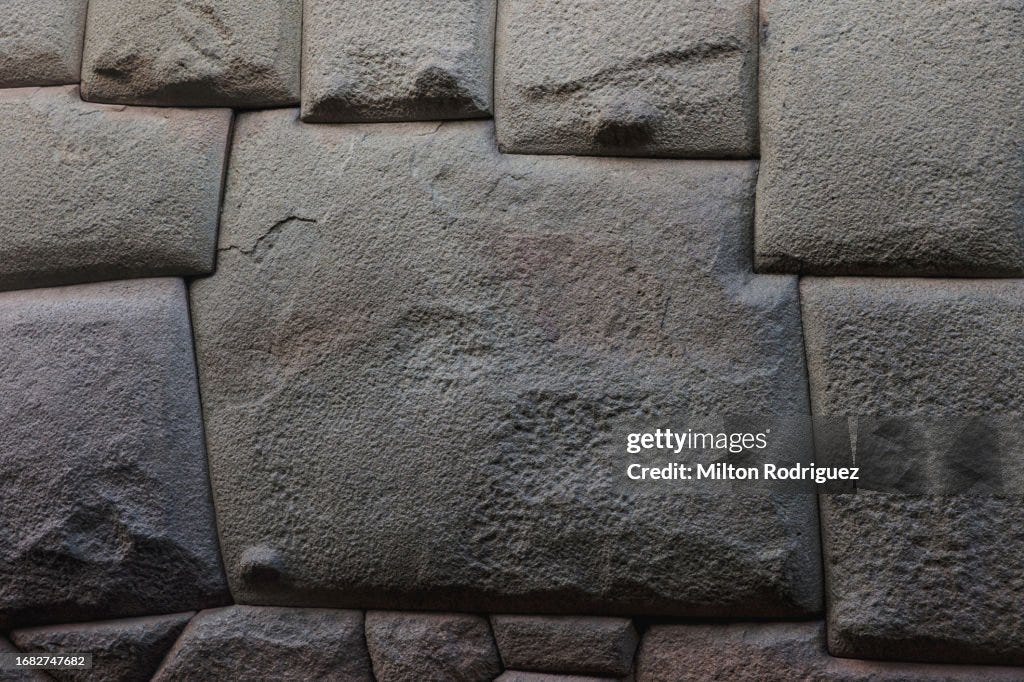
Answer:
[495, 0, 758, 157]
[0, 0, 87, 87]
[81, 0, 301, 107]
[191, 113, 822, 617]
[802, 277, 1024, 666]
[301, 0, 495, 122]
[0, 279, 228, 629]
[365, 611, 501, 682]
[636, 622, 1024, 681]
[0, 86, 230, 291]
[756, 1, 1024, 276]
[491, 615, 637, 677]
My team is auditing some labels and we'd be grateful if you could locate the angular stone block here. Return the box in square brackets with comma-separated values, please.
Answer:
[756, 1, 1024, 276]
[192, 113, 821, 617]
[495, 0, 758, 157]
[152, 607, 372, 680]
[491, 615, 637, 677]
[301, 0, 494, 122]
[636, 622, 1024, 681]
[365, 611, 501, 682]
[10, 613, 193, 682]
[802, 278, 1024, 665]
[81, 0, 301, 107]
[0, 86, 230, 291]
[1, 0, 87, 88]
[0, 279, 228, 628]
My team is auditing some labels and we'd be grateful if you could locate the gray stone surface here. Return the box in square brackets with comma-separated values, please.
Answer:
[491, 615, 637, 676]
[0, 635, 51, 682]
[495, 0, 758, 157]
[365, 611, 500, 681]
[497, 674, 623, 682]
[756, 1, 1024, 276]
[301, 0, 494, 122]
[0, 279, 228, 629]
[0, 0, 87, 87]
[636, 622, 1024, 681]
[0, 86, 230, 291]
[10, 613, 193, 682]
[802, 277, 1024, 666]
[151, 606, 372, 681]
[192, 112, 821, 617]
[80, 0, 300, 107]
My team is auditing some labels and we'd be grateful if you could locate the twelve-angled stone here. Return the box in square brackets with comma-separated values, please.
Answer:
[0, 86, 230, 291]
[0, 0, 88, 88]
[756, 1, 1024, 276]
[495, 0, 758, 157]
[191, 112, 821, 617]
[0, 279, 229, 629]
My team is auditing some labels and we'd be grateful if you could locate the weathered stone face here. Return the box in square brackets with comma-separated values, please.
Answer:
[756, 1, 1024, 276]
[191, 112, 821, 617]
[151, 607, 372, 681]
[636, 622, 1024, 681]
[10, 613, 193, 682]
[0, 279, 228, 629]
[802, 278, 1024, 666]
[301, 0, 495, 122]
[0, 635, 50, 682]
[495, 0, 758, 158]
[491, 615, 637, 677]
[496, 673, 621, 682]
[365, 611, 501, 682]
[80, 0, 301, 107]
[0, 86, 230, 291]
[0, 0, 87, 88]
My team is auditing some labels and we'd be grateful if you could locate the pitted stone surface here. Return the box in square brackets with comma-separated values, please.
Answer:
[151, 606, 372, 681]
[0, 636, 50, 682]
[756, 1, 1024, 276]
[191, 112, 821, 617]
[10, 613, 193, 682]
[0, 86, 230, 291]
[0, 279, 228, 629]
[802, 278, 1024, 665]
[495, 0, 758, 157]
[636, 622, 1024, 681]
[365, 611, 501, 681]
[301, 0, 494, 122]
[0, 0, 87, 88]
[81, 0, 300, 107]
[497, 674, 622, 682]
[491, 615, 637, 676]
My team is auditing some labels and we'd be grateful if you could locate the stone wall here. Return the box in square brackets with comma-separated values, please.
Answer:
[0, 1, 1022, 680]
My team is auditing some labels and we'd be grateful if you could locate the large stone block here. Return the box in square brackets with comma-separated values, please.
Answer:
[495, 0, 758, 157]
[0, 0, 87, 87]
[0, 86, 230, 291]
[491, 615, 637, 677]
[191, 113, 821, 617]
[81, 0, 301, 107]
[636, 622, 1024, 681]
[152, 607, 372, 680]
[10, 613, 193, 682]
[301, 0, 494, 122]
[802, 278, 1024, 665]
[756, 1, 1024, 276]
[364, 611, 501, 682]
[0, 279, 228, 628]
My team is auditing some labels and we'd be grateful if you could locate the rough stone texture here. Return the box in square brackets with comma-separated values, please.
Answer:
[636, 622, 1024, 681]
[0, 636, 51, 682]
[0, 0, 87, 88]
[756, 1, 1024, 276]
[10, 613, 193, 682]
[494, 0, 758, 158]
[498, 674, 623, 682]
[191, 112, 821, 617]
[491, 615, 637, 676]
[301, 0, 495, 122]
[151, 606, 372, 681]
[0, 86, 230, 291]
[0, 279, 229, 629]
[80, 0, 300, 107]
[364, 611, 500, 681]
[802, 278, 1024, 666]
